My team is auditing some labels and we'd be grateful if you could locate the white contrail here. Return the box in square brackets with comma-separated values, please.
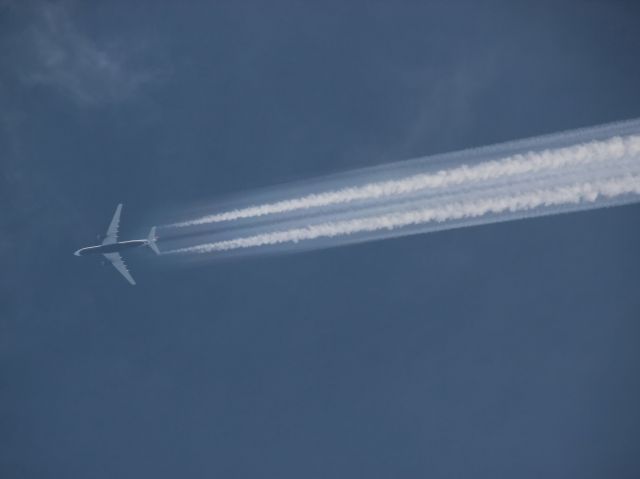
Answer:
[170, 134, 640, 227]
[160, 119, 640, 257]
[165, 174, 640, 254]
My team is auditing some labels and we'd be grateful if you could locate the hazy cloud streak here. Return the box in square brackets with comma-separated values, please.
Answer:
[21, 3, 156, 106]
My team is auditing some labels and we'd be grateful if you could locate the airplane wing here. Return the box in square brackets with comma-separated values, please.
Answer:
[102, 203, 122, 245]
[103, 252, 136, 285]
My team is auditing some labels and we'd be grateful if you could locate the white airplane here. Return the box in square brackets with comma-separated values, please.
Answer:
[74, 204, 159, 285]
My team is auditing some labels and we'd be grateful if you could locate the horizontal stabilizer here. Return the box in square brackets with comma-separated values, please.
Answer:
[148, 226, 160, 255]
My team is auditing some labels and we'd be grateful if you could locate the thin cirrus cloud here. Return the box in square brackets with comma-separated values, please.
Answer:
[22, 3, 157, 106]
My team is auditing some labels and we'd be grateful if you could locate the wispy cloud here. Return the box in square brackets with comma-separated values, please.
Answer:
[20, 2, 157, 106]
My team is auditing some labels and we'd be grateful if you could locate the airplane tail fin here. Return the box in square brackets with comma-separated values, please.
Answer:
[147, 226, 160, 255]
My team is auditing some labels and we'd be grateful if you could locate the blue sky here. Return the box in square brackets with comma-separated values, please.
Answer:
[2, 1, 640, 477]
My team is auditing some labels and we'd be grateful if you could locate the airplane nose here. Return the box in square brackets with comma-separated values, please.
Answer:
[74, 249, 81, 256]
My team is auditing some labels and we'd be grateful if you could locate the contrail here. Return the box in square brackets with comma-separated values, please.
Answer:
[170, 133, 640, 227]
[165, 175, 640, 254]
[160, 119, 640, 256]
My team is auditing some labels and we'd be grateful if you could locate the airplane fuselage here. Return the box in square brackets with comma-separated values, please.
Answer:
[74, 203, 159, 284]
[74, 239, 148, 256]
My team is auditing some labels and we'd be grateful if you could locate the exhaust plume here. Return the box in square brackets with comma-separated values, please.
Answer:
[160, 119, 640, 256]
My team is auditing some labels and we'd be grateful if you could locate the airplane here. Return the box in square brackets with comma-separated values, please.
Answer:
[74, 204, 160, 285]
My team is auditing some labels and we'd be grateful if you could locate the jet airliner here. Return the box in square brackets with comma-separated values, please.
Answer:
[74, 204, 159, 285]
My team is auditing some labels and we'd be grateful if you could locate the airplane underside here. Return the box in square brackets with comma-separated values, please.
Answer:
[74, 204, 159, 285]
